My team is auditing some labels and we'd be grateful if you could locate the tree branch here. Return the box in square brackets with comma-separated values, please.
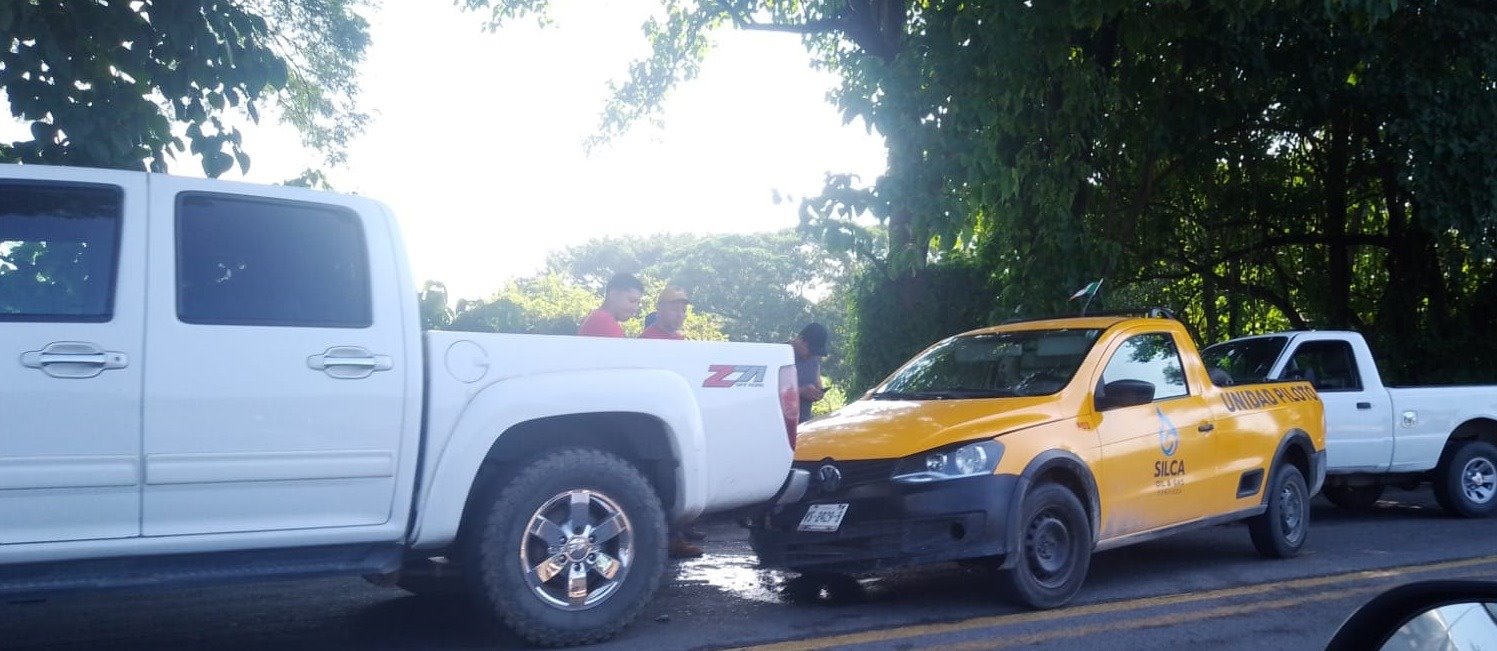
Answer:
[1207, 232, 1391, 265]
[1167, 255, 1310, 329]
[737, 18, 850, 35]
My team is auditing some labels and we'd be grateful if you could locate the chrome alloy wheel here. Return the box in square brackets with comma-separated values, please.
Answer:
[520, 489, 634, 611]
[1462, 457, 1497, 505]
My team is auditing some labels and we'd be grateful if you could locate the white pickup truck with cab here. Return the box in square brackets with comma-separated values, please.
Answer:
[0, 164, 807, 647]
[1201, 330, 1497, 518]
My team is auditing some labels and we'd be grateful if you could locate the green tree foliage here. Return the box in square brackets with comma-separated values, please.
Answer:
[448, 273, 601, 335]
[545, 230, 850, 343]
[844, 259, 994, 394]
[469, 0, 1495, 385]
[437, 272, 730, 341]
[1014, 0, 1497, 383]
[1, 0, 370, 176]
[0, 183, 116, 317]
[544, 230, 857, 387]
[811, 382, 846, 418]
[0, 240, 93, 314]
[418, 280, 454, 330]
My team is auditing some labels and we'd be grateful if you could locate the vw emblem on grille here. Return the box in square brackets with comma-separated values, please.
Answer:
[817, 464, 842, 492]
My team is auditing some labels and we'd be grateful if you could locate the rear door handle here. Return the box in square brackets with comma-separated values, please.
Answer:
[1198, 422, 1215, 433]
[21, 342, 128, 379]
[307, 346, 392, 379]
[1357, 402, 1372, 410]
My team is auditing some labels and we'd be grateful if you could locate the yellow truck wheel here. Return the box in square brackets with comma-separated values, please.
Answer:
[999, 483, 1091, 609]
[1248, 464, 1309, 558]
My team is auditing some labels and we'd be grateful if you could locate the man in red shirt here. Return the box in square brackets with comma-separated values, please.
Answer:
[578, 273, 644, 337]
[638, 285, 689, 340]
[636, 285, 708, 558]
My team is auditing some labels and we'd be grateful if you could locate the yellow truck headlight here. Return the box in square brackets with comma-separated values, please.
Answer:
[894, 441, 1003, 484]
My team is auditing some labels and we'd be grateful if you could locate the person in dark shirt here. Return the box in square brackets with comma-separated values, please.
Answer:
[791, 323, 830, 422]
[578, 273, 644, 336]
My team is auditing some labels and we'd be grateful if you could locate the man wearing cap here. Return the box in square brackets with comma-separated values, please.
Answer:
[637, 285, 706, 558]
[791, 323, 830, 423]
[639, 285, 689, 340]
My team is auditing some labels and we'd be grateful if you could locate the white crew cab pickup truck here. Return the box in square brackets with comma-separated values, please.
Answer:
[0, 164, 808, 646]
[1201, 331, 1497, 518]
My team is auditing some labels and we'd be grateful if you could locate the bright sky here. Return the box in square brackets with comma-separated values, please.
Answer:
[17, 0, 886, 300]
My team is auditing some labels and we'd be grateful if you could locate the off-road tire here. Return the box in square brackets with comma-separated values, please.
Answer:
[463, 448, 667, 647]
[1323, 484, 1384, 511]
[1249, 464, 1309, 558]
[999, 483, 1092, 609]
[1432, 440, 1497, 518]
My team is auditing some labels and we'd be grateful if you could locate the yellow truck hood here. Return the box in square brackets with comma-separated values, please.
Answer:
[796, 396, 1068, 461]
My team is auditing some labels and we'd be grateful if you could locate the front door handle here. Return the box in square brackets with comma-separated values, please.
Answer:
[307, 346, 392, 379]
[21, 342, 128, 379]
[1357, 402, 1373, 410]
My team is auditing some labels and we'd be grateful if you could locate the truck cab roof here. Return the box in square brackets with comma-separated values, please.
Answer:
[961, 315, 1180, 337]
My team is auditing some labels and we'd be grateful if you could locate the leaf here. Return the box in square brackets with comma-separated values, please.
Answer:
[3, 1, 368, 172]
[203, 150, 234, 178]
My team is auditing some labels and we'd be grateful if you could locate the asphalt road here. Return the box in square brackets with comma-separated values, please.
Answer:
[5, 488, 1497, 650]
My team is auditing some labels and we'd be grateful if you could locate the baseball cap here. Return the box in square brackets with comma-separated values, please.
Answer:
[800, 323, 830, 356]
[656, 285, 691, 307]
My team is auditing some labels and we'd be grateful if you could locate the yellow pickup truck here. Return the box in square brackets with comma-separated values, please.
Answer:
[750, 312, 1326, 608]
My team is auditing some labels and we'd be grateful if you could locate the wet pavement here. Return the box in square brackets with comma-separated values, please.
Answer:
[5, 489, 1497, 649]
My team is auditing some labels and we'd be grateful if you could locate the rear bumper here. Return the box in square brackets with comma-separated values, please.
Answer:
[748, 473, 1018, 574]
[709, 469, 812, 523]
[774, 469, 812, 506]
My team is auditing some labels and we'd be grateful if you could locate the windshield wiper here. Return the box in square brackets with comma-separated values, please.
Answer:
[868, 390, 954, 400]
[941, 388, 1021, 398]
[869, 389, 1018, 400]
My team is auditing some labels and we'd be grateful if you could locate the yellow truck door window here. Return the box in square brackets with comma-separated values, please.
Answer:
[1095, 332, 1219, 536]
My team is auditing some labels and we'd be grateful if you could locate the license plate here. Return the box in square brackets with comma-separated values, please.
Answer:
[798, 503, 849, 532]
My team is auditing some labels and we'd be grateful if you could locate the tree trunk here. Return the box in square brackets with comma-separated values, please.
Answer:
[1227, 260, 1241, 337]
[1203, 272, 1219, 343]
[1323, 109, 1353, 329]
[1374, 135, 1417, 379]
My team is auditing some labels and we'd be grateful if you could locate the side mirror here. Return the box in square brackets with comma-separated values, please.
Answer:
[1328, 581, 1497, 651]
[1094, 379, 1155, 411]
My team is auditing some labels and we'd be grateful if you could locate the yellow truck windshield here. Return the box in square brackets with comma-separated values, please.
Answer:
[872, 328, 1104, 400]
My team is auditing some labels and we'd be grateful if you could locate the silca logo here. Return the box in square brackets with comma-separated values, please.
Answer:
[702, 365, 767, 388]
[1157, 406, 1180, 457]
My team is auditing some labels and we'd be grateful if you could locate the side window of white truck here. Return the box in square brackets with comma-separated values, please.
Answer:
[1287, 340, 1362, 392]
[0, 182, 121, 320]
[176, 193, 371, 327]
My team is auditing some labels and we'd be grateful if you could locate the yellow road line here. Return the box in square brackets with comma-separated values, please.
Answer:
[946, 584, 1384, 650]
[733, 553, 1497, 651]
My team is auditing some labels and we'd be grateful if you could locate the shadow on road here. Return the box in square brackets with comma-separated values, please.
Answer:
[342, 594, 507, 649]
